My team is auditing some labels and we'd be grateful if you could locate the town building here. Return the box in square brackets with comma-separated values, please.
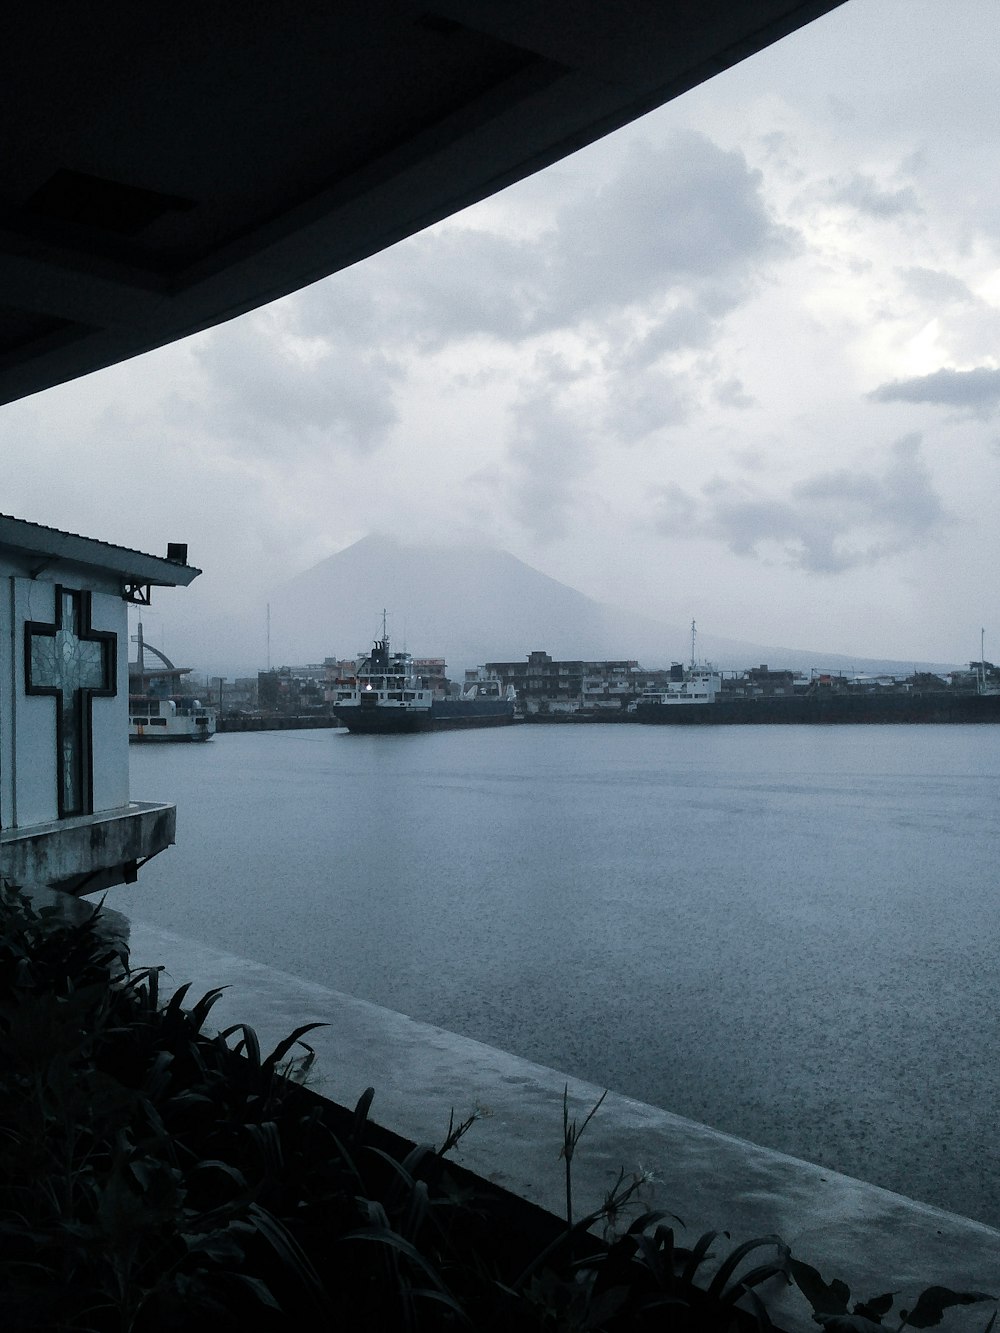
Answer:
[257, 665, 329, 714]
[413, 658, 449, 693]
[484, 651, 646, 710]
[719, 664, 798, 698]
[0, 515, 199, 895]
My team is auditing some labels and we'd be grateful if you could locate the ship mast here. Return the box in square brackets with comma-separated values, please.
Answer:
[690, 619, 697, 672]
[981, 626, 986, 696]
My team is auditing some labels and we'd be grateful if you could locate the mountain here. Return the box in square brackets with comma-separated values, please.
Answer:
[258, 536, 953, 677]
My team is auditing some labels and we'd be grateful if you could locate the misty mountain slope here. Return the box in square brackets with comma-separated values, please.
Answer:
[268, 535, 653, 666]
[264, 536, 953, 676]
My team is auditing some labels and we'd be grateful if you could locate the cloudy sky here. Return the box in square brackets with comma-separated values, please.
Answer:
[3, 1, 999, 670]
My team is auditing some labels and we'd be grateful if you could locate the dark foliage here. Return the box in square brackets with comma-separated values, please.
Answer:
[0, 884, 994, 1332]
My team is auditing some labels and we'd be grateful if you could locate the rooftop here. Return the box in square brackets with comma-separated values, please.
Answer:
[0, 513, 200, 587]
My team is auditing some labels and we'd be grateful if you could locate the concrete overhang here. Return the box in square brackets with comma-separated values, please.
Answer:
[0, 801, 176, 897]
[0, 2, 845, 408]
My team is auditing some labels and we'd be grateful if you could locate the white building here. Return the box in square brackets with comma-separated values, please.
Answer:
[0, 514, 199, 896]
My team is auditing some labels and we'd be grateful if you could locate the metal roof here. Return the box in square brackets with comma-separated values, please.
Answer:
[0, 514, 200, 586]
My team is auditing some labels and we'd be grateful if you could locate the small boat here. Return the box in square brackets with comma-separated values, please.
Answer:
[629, 666, 722, 712]
[629, 621, 721, 715]
[128, 621, 216, 742]
[332, 619, 516, 734]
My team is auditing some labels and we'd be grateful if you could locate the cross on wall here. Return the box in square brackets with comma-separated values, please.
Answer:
[25, 587, 117, 818]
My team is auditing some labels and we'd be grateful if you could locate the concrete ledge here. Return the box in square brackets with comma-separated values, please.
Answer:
[1, 800, 175, 895]
[126, 922, 1000, 1330]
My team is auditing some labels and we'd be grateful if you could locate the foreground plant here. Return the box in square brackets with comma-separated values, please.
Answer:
[790, 1259, 996, 1332]
[1, 882, 995, 1332]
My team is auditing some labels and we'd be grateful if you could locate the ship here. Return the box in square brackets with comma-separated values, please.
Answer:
[631, 622, 1000, 725]
[632, 682, 1000, 725]
[128, 621, 216, 742]
[332, 624, 517, 734]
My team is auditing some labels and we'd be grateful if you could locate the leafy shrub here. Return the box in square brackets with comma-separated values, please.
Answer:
[0, 883, 994, 1332]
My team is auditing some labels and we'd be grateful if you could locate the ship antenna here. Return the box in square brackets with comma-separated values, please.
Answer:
[137, 618, 145, 676]
[266, 603, 271, 672]
[690, 619, 696, 671]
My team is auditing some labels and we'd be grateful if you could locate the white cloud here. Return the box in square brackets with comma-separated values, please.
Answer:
[651, 435, 949, 574]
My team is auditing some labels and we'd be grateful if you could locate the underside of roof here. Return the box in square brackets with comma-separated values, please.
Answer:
[1, 1, 844, 407]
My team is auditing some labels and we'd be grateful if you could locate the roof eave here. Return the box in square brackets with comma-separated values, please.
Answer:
[0, 514, 201, 587]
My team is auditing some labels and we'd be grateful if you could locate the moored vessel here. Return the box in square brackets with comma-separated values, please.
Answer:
[632, 621, 1000, 725]
[332, 620, 516, 734]
[128, 621, 216, 742]
[633, 688, 1000, 725]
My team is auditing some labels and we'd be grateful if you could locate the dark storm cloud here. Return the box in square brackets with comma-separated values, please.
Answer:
[899, 266, 975, 306]
[184, 317, 401, 457]
[713, 377, 756, 410]
[540, 131, 795, 328]
[652, 434, 947, 573]
[502, 389, 596, 542]
[605, 373, 692, 439]
[834, 173, 922, 218]
[299, 228, 549, 349]
[240, 127, 795, 474]
[617, 307, 718, 372]
[288, 128, 794, 356]
[870, 366, 1000, 416]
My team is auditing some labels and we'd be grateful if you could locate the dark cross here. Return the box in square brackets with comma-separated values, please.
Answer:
[25, 587, 117, 817]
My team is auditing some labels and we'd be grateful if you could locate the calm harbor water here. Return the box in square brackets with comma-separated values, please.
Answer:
[120, 724, 1000, 1226]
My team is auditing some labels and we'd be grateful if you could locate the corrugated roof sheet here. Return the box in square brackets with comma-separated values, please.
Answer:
[0, 513, 201, 586]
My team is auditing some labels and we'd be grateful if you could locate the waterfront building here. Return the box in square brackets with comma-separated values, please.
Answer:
[0, 515, 199, 895]
[484, 650, 646, 710]
[413, 658, 449, 693]
[258, 666, 327, 714]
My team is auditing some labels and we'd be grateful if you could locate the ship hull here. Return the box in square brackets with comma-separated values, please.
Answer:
[334, 699, 516, 734]
[429, 699, 517, 730]
[129, 728, 215, 742]
[129, 698, 217, 742]
[634, 692, 1000, 725]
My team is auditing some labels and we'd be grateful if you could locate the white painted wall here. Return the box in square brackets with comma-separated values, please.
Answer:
[90, 590, 129, 812]
[13, 578, 58, 827]
[1, 572, 130, 830]
[0, 575, 13, 830]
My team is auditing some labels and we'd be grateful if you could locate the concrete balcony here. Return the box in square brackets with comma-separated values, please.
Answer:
[0, 801, 175, 896]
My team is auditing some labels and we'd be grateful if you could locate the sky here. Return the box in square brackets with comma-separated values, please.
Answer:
[3, 1, 999, 671]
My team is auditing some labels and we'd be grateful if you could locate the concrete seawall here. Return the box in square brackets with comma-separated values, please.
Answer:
[126, 921, 1000, 1331]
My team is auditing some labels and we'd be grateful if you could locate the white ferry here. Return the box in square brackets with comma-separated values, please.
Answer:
[628, 621, 721, 713]
[630, 666, 722, 711]
[128, 622, 216, 742]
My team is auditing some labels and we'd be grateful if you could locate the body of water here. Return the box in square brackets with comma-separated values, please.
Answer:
[120, 723, 1000, 1225]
